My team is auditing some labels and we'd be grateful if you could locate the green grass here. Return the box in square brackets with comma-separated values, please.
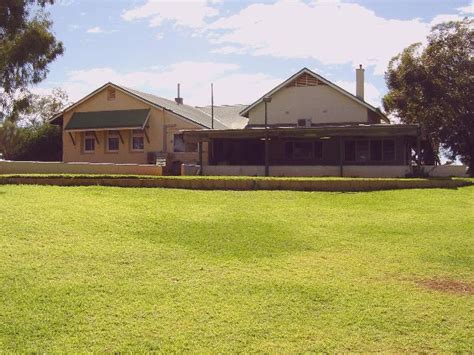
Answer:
[0, 185, 473, 352]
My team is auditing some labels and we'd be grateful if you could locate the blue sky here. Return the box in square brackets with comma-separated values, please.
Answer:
[37, 0, 473, 108]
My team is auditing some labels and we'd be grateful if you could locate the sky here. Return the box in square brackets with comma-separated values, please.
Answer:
[35, 0, 473, 108]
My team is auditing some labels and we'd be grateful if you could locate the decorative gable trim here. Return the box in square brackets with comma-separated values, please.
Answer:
[285, 72, 326, 88]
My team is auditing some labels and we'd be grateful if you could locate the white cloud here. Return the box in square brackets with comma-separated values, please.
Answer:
[206, 0, 434, 75]
[47, 62, 281, 106]
[335, 80, 382, 107]
[122, 0, 219, 28]
[86, 26, 118, 34]
[457, 4, 473, 14]
[120, 0, 470, 76]
[155, 32, 164, 40]
[86, 26, 103, 34]
[430, 14, 465, 26]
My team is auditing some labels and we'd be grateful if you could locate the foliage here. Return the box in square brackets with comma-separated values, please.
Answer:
[0, 185, 473, 352]
[1, 122, 62, 160]
[383, 19, 473, 173]
[0, 88, 66, 160]
[19, 88, 68, 127]
[0, 0, 64, 122]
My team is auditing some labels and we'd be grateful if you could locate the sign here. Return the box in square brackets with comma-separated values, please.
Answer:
[155, 158, 167, 167]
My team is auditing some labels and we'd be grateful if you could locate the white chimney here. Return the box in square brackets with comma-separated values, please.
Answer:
[175, 83, 183, 105]
[356, 64, 364, 100]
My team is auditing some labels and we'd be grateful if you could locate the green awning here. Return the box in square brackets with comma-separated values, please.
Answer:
[64, 109, 150, 131]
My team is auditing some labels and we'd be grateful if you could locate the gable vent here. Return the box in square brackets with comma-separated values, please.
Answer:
[286, 72, 325, 88]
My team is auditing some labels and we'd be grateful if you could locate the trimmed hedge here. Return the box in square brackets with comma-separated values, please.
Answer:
[0, 175, 472, 191]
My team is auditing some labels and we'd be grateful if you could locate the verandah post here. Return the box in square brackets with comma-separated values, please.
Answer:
[198, 141, 203, 176]
[263, 97, 272, 177]
[339, 137, 344, 177]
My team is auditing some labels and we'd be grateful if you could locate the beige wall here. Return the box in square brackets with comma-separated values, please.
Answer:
[62, 87, 206, 165]
[247, 85, 369, 126]
[0, 160, 162, 175]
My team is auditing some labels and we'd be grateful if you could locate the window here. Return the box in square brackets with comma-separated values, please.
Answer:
[173, 133, 197, 152]
[344, 140, 356, 161]
[314, 141, 323, 159]
[345, 139, 396, 162]
[356, 140, 369, 162]
[107, 131, 120, 152]
[284, 141, 318, 160]
[84, 131, 95, 153]
[107, 88, 116, 101]
[383, 140, 395, 161]
[131, 130, 144, 151]
[370, 140, 382, 161]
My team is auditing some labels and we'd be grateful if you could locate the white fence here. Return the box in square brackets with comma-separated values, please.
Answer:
[422, 165, 469, 177]
[0, 160, 162, 176]
[201, 165, 469, 178]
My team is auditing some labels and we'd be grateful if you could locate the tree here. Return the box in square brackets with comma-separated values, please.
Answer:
[1, 0, 64, 122]
[0, 88, 67, 160]
[19, 87, 68, 127]
[383, 19, 473, 174]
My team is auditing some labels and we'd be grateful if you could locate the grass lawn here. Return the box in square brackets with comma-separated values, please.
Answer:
[0, 185, 473, 352]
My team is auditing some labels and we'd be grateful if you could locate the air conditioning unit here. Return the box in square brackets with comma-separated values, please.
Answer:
[297, 118, 312, 128]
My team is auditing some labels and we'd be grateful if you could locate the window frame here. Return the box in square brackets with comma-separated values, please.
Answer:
[83, 131, 96, 153]
[107, 130, 120, 153]
[344, 138, 396, 163]
[382, 140, 396, 162]
[284, 140, 324, 160]
[131, 129, 145, 152]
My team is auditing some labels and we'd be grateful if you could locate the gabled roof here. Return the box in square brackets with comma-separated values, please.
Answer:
[49, 82, 230, 129]
[121, 86, 229, 130]
[239, 67, 389, 123]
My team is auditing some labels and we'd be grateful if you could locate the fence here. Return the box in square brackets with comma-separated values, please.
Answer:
[198, 165, 468, 178]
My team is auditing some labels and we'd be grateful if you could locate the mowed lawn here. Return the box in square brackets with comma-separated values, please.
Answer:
[0, 184, 473, 352]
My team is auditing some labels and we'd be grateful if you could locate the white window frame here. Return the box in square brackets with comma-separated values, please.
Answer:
[83, 131, 95, 153]
[107, 130, 120, 152]
[131, 129, 145, 152]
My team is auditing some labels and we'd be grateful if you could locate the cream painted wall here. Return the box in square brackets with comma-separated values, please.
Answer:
[247, 85, 369, 126]
[0, 160, 162, 175]
[62, 87, 206, 164]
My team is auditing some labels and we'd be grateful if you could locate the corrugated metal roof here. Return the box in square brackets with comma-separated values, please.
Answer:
[195, 104, 248, 129]
[64, 109, 150, 131]
[120, 86, 230, 130]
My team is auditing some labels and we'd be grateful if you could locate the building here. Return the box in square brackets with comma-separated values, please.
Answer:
[49, 83, 244, 173]
[183, 67, 420, 177]
[50, 67, 420, 177]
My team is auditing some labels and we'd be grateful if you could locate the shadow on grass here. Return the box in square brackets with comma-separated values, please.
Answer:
[137, 218, 313, 259]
